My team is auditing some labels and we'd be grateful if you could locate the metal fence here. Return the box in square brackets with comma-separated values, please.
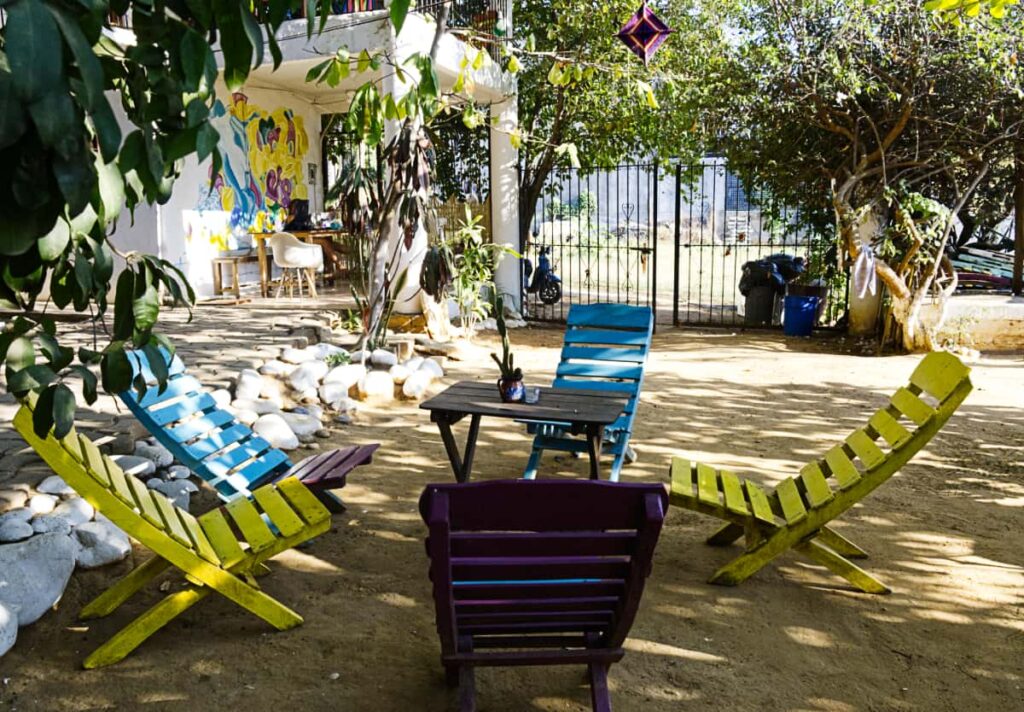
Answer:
[521, 160, 848, 329]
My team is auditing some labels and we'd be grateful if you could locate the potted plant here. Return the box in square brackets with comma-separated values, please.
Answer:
[490, 294, 524, 402]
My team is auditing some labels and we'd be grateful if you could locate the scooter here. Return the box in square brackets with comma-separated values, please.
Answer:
[523, 246, 563, 305]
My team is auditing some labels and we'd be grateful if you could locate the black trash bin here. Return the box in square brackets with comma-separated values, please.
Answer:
[739, 259, 787, 326]
[744, 285, 778, 326]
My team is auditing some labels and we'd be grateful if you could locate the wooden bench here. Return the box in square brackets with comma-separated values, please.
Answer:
[212, 254, 259, 298]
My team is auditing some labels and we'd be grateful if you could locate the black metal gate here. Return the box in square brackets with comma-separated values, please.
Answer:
[520, 159, 847, 328]
[521, 163, 659, 323]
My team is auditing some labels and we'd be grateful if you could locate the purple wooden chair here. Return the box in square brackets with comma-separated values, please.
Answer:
[420, 480, 668, 712]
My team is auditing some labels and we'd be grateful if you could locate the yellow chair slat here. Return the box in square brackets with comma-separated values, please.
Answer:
[891, 387, 934, 427]
[719, 470, 748, 516]
[151, 491, 193, 547]
[824, 446, 861, 491]
[845, 430, 886, 470]
[275, 477, 332, 527]
[78, 434, 112, 486]
[869, 409, 912, 448]
[775, 478, 807, 525]
[175, 508, 221, 565]
[103, 454, 138, 507]
[744, 481, 775, 525]
[128, 475, 164, 529]
[197, 510, 247, 568]
[909, 351, 970, 402]
[252, 485, 306, 538]
[799, 462, 833, 509]
[696, 463, 720, 507]
[61, 429, 85, 463]
[225, 496, 277, 553]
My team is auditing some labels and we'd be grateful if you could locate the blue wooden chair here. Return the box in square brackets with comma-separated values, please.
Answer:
[119, 348, 378, 513]
[523, 303, 654, 482]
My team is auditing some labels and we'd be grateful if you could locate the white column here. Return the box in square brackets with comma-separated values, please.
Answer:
[490, 96, 521, 312]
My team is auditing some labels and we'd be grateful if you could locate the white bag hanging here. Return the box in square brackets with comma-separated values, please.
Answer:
[852, 245, 877, 299]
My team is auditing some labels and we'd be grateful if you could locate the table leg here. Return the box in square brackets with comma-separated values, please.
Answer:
[437, 414, 482, 483]
[257, 238, 269, 298]
[212, 262, 222, 296]
[586, 425, 603, 480]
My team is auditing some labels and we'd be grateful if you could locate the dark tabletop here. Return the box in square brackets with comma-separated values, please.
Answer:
[421, 380, 628, 427]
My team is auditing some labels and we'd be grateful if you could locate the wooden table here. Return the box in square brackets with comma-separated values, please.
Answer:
[420, 381, 629, 482]
[249, 230, 347, 298]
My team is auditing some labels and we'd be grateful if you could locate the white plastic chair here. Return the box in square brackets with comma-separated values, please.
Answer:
[269, 232, 323, 298]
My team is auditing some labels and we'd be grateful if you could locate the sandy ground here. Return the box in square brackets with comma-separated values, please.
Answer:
[0, 299, 1021, 712]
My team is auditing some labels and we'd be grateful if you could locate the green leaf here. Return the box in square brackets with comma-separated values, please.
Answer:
[142, 342, 169, 394]
[90, 97, 122, 163]
[9, 364, 57, 394]
[5, 335, 36, 372]
[390, 0, 411, 36]
[305, 59, 331, 83]
[69, 365, 98, 405]
[0, 69, 27, 150]
[51, 383, 76, 439]
[197, 122, 220, 162]
[180, 30, 208, 90]
[218, 14, 253, 90]
[100, 344, 133, 394]
[357, 50, 372, 73]
[239, 7, 265, 69]
[49, 6, 104, 111]
[31, 384, 55, 438]
[112, 269, 135, 340]
[6, 0, 62, 102]
[132, 283, 160, 333]
[38, 219, 71, 261]
[95, 156, 125, 224]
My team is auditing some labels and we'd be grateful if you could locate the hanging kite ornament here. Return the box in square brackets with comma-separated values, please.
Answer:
[616, 2, 674, 66]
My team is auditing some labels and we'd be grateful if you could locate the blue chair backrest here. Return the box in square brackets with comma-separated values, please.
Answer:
[118, 349, 292, 500]
[554, 304, 654, 433]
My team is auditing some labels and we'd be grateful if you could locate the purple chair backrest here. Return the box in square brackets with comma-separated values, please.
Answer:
[420, 480, 668, 661]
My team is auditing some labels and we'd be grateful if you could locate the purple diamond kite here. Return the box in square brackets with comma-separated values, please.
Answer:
[617, 2, 673, 66]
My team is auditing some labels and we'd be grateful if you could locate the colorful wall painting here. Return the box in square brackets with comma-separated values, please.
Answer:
[195, 92, 311, 235]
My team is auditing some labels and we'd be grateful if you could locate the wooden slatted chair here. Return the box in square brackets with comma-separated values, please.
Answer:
[421, 480, 668, 712]
[119, 348, 378, 513]
[669, 351, 972, 593]
[523, 303, 654, 482]
[13, 400, 331, 668]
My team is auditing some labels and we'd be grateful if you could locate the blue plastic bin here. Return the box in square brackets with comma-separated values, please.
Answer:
[783, 295, 818, 336]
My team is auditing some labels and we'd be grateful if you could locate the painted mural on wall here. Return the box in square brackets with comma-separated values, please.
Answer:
[195, 92, 310, 244]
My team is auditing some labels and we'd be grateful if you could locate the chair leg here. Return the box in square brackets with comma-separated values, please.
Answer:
[522, 445, 543, 480]
[83, 585, 211, 669]
[80, 555, 172, 620]
[310, 486, 346, 514]
[607, 448, 627, 483]
[708, 533, 791, 586]
[588, 662, 612, 712]
[706, 522, 744, 547]
[815, 526, 869, 558]
[795, 540, 890, 594]
[458, 665, 476, 712]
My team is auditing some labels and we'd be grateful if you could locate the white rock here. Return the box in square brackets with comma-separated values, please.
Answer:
[73, 520, 131, 569]
[349, 350, 369, 364]
[253, 414, 299, 451]
[0, 520, 33, 543]
[31, 515, 72, 536]
[27, 494, 58, 516]
[146, 478, 163, 490]
[297, 388, 318, 404]
[0, 508, 33, 527]
[211, 388, 232, 408]
[36, 475, 75, 497]
[403, 356, 425, 372]
[319, 382, 351, 406]
[166, 465, 191, 480]
[234, 408, 259, 427]
[133, 441, 174, 468]
[234, 369, 265, 401]
[280, 412, 322, 438]
[332, 397, 359, 414]
[420, 358, 444, 379]
[280, 347, 315, 365]
[358, 370, 395, 401]
[323, 363, 366, 390]
[389, 364, 411, 385]
[370, 349, 398, 368]
[50, 497, 94, 527]
[288, 361, 329, 392]
[231, 398, 281, 415]
[311, 343, 346, 360]
[0, 533, 77, 625]
[293, 404, 324, 422]
[0, 601, 16, 657]
[260, 377, 286, 404]
[109, 455, 157, 478]
[259, 359, 294, 376]
[0, 490, 28, 514]
[402, 369, 434, 400]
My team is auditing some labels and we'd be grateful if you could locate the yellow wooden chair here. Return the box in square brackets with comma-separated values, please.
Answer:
[13, 400, 331, 668]
[669, 352, 972, 594]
